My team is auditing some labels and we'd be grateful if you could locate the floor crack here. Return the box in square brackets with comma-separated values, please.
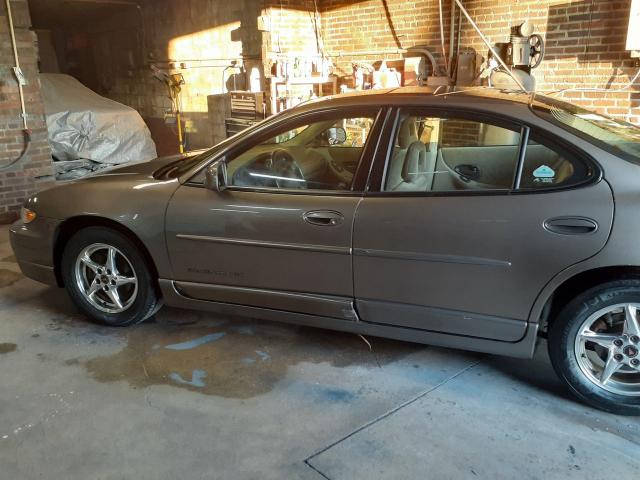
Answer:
[304, 459, 332, 480]
[144, 389, 162, 412]
[303, 359, 483, 475]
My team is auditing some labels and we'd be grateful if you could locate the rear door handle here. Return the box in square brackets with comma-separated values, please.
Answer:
[303, 210, 344, 227]
[544, 217, 598, 235]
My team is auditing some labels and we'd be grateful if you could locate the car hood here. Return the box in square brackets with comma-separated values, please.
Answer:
[24, 151, 206, 221]
[93, 149, 207, 178]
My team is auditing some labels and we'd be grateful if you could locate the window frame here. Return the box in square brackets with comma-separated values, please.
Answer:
[366, 106, 602, 197]
[185, 106, 388, 196]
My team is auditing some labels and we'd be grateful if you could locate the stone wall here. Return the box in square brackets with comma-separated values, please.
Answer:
[0, 0, 53, 220]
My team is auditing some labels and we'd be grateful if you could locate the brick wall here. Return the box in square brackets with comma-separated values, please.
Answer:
[265, 0, 322, 58]
[441, 119, 483, 146]
[318, 0, 639, 124]
[320, 0, 447, 77]
[460, 0, 639, 123]
[0, 0, 53, 221]
[18, 0, 637, 175]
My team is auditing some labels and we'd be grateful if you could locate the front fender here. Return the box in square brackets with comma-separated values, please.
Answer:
[24, 175, 180, 280]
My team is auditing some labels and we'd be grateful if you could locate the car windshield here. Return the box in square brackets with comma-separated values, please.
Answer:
[156, 119, 274, 179]
[531, 94, 640, 163]
[263, 125, 310, 144]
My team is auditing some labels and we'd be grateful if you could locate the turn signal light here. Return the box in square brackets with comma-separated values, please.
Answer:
[21, 207, 36, 224]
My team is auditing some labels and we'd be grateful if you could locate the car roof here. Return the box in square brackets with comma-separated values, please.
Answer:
[297, 86, 536, 110]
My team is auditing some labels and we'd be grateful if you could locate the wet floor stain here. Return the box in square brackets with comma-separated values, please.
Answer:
[0, 269, 22, 288]
[169, 369, 207, 388]
[81, 314, 423, 399]
[255, 350, 270, 361]
[0, 343, 17, 354]
[320, 387, 357, 403]
[165, 332, 225, 350]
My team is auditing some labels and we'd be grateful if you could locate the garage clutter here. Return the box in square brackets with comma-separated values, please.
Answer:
[40, 73, 157, 180]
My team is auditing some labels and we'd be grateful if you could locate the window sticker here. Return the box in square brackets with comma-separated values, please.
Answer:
[533, 165, 555, 183]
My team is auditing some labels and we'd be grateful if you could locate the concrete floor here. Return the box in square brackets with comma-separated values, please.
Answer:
[0, 226, 638, 480]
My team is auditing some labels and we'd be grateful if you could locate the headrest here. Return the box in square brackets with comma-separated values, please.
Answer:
[398, 117, 418, 149]
[402, 141, 427, 183]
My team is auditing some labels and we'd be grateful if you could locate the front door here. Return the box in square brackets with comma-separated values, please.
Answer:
[353, 111, 613, 341]
[165, 109, 382, 320]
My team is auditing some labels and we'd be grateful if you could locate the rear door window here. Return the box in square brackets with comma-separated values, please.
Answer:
[382, 114, 521, 193]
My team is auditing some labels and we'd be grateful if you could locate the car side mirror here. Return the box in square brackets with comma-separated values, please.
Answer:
[205, 159, 228, 192]
[326, 126, 347, 145]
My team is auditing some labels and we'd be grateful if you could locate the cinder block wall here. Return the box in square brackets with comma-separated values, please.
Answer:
[84, 0, 321, 151]
[87, 0, 250, 153]
[320, 0, 639, 123]
[0, 0, 53, 220]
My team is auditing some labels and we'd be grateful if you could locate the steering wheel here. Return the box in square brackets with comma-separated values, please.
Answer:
[327, 158, 354, 187]
[270, 149, 307, 189]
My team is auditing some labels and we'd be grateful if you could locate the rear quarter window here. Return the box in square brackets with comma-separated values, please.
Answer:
[518, 137, 595, 190]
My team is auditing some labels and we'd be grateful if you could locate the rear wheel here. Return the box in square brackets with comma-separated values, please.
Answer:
[549, 280, 640, 415]
[61, 227, 161, 326]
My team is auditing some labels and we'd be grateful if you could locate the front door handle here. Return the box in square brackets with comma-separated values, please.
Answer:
[303, 210, 344, 227]
[544, 217, 598, 235]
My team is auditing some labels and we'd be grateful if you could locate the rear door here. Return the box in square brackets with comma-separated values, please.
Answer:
[165, 107, 384, 320]
[352, 108, 613, 341]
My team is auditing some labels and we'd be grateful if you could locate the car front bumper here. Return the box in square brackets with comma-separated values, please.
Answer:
[10, 216, 61, 287]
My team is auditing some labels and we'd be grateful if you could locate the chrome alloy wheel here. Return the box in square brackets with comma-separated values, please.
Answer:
[574, 303, 640, 396]
[74, 243, 138, 314]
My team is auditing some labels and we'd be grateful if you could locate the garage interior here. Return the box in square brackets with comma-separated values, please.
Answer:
[1, 0, 640, 478]
[2, 0, 639, 206]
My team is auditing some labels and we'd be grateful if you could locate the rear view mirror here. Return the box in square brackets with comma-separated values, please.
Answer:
[326, 127, 347, 145]
[205, 159, 228, 192]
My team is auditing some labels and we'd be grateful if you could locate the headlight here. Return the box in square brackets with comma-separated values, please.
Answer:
[20, 207, 37, 224]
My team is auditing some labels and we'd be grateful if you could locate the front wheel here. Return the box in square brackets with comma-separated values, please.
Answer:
[549, 280, 640, 415]
[61, 227, 161, 326]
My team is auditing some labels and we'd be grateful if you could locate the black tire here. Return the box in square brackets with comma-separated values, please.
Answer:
[61, 226, 161, 326]
[548, 279, 640, 416]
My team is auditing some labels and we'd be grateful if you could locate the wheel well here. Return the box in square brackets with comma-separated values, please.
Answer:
[540, 266, 640, 334]
[53, 216, 159, 287]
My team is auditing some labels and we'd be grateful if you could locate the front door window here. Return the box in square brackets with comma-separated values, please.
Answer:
[226, 115, 376, 191]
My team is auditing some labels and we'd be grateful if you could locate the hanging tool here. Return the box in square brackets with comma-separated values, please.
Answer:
[169, 73, 186, 154]
[151, 65, 186, 153]
[2, 0, 32, 171]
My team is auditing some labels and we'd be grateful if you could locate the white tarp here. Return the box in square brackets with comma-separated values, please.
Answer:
[40, 73, 157, 165]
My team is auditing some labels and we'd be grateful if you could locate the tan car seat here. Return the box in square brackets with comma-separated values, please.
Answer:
[386, 118, 435, 191]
